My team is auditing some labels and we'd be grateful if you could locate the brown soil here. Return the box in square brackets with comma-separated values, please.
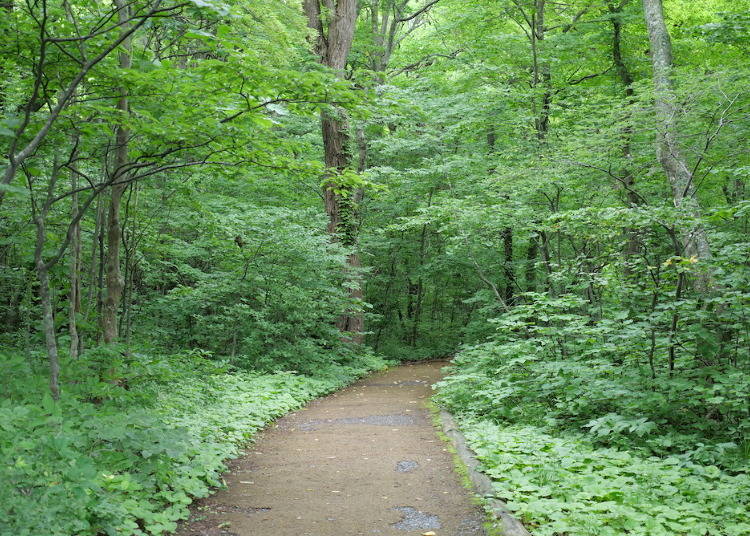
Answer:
[175, 361, 487, 536]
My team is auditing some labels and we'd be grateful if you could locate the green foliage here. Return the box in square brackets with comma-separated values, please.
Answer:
[435, 279, 750, 533]
[2, 0, 750, 533]
[0, 349, 387, 536]
[463, 421, 750, 536]
[131, 201, 356, 372]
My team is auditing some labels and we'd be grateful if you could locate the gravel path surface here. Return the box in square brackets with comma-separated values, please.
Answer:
[175, 361, 486, 536]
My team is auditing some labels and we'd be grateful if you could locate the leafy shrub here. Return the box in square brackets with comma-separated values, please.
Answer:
[437, 293, 750, 467]
[464, 421, 750, 536]
[132, 205, 357, 372]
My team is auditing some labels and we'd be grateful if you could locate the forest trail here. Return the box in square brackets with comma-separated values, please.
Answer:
[175, 362, 486, 536]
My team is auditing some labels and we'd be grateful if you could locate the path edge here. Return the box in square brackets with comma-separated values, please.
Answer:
[437, 409, 532, 536]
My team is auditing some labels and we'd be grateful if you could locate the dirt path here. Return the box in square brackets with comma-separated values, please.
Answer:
[176, 361, 486, 536]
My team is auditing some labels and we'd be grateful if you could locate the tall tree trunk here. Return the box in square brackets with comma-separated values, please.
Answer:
[96, 198, 106, 339]
[487, 125, 516, 303]
[86, 196, 103, 313]
[34, 215, 60, 400]
[120, 182, 139, 344]
[528, 1, 551, 296]
[532, 0, 551, 140]
[304, 0, 363, 341]
[642, 0, 713, 291]
[525, 234, 538, 293]
[609, 0, 641, 267]
[102, 0, 132, 344]
[502, 227, 514, 304]
[0, 1, 12, 111]
[36, 259, 60, 400]
[68, 146, 81, 358]
[409, 190, 432, 346]
[373, 248, 397, 350]
[31, 158, 62, 400]
[539, 229, 554, 294]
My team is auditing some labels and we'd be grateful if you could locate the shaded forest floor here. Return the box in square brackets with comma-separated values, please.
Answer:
[175, 362, 486, 536]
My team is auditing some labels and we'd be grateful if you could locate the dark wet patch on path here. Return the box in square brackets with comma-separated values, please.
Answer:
[391, 506, 441, 531]
[395, 460, 419, 473]
[297, 413, 418, 431]
[212, 505, 271, 516]
[363, 380, 429, 387]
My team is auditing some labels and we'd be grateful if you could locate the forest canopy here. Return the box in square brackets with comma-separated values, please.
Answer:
[1, 0, 749, 534]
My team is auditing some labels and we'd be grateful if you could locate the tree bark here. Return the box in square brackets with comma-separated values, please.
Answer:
[610, 0, 636, 169]
[86, 196, 103, 315]
[609, 0, 641, 267]
[525, 234, 538, 293]
[34, 216, 61, 400]
[37, 259, 60, 400]
[0, 1, 13, 111]
[304, 0, 363, 341]
[487, 125, 515, 303]
[68, 145, 81, 358]
[409, 190, 432, 346]
[121, 183, 139, 345]
[502, 226, 514, 304]
[31, 158, 63, 400]
[642, 0, 713, 291]
[102, 0, 132, 344]
[96, 198, 106, 338]
[532, 0, 551, 140]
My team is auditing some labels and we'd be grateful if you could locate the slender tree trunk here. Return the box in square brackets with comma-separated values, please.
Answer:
[609, 2, 637, 181]
[31, 164, 61, 399]
[609, 0, 641, 268]
[34, 225, 61, 399]
[120, 182, 139, 344]
[102, 0, 132, 344]
[36, 259, 60, 400]
[409, 190, 432, 346]
[102, 146, 127, 344]
[532, 0, 551, 140]
[409, 241, 425, 347]
[86, 197, 102, 308]
[528, 1, 552, 299]
[0, 1, 12, 111]
[642, 0, 713, 291]
[487, 125, 515, 303]
[68, 148, 81, 358]
[539, 229, 554, 294]
[502, 226, 514, 303]
[96, 199, 106, 339]
[525, 234, 538, 292]
[373, 249, 397, 350]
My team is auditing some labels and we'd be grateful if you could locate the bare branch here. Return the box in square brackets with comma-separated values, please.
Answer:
[395, 0, 441, 23]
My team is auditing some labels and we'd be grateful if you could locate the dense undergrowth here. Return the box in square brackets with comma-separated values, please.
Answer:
[463, 422, 750, 536]
[0, 348, 386, 536]
[436, 292, 750, 536]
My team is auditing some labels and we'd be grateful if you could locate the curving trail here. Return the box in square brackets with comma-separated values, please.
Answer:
[176, 361, 486, 536]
